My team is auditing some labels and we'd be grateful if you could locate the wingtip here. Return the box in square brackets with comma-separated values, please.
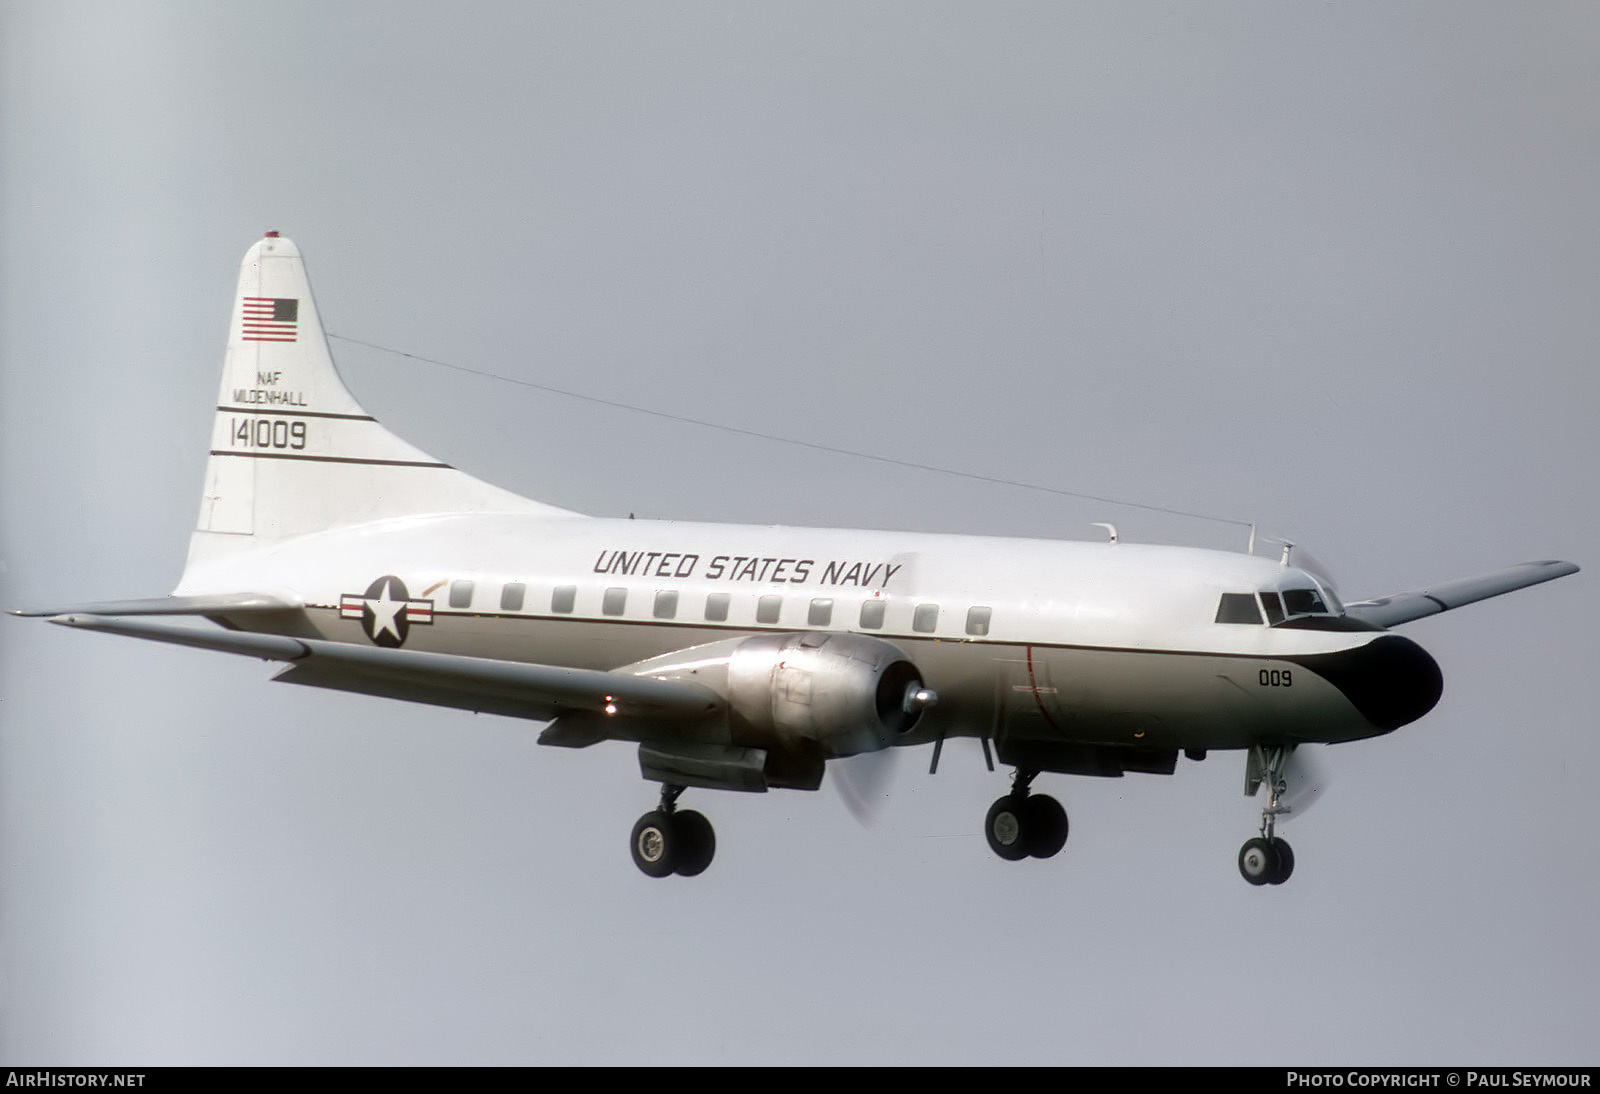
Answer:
[1527, 559, 1581, 578]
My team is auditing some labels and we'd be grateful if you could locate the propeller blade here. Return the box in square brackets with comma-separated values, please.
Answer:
[1279, 745, 1331, 820]
[833, 749, 897, 827]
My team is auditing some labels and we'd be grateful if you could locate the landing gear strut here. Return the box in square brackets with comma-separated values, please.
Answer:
[1239, 744, 1294, 885]
[984, 769, 1069, 861]
[631, 784, 716, 878]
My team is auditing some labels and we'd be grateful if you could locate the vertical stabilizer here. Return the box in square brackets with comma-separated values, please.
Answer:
[179, 233, 576, 588]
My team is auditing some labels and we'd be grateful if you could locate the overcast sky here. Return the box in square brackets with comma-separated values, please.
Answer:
[3, 1, 1596, 1065]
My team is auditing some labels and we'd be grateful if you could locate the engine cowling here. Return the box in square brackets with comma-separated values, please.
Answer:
[726, 632, 932, 756]
[626, 632, 934, 758]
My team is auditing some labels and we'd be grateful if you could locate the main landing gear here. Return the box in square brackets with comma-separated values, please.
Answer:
[630, 784, 716, 878]
[1239, 744, 1294, 886]
[984, 769, 1069, 862]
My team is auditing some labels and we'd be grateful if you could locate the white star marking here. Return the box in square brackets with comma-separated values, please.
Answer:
[366, 577, 407, 642]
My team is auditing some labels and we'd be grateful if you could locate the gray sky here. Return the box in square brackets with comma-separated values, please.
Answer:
[3, 1, 1596, 1065]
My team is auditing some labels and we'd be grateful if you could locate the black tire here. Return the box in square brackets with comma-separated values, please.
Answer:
[1024, 794, 1069, 859]
[1238, 836, 1277, 886]
[985, 795, 1031, 861]
[631, 811, 676, 878]
[1266, 837, 1294, 885]
[672, 810, 716, 877]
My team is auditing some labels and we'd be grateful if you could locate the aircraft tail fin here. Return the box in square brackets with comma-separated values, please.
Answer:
[180, 233, 576, 590]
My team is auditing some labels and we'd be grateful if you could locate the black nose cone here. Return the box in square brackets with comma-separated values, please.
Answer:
[1293, 635, 1444, 732]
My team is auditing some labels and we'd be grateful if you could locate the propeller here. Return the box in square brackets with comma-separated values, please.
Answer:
[838, 676, 933, 825]
[833, 748, 898, 826]
[1277, 744, 1332, 821]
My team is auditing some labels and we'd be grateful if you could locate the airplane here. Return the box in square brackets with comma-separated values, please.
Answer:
[14, 232, 1580, 884]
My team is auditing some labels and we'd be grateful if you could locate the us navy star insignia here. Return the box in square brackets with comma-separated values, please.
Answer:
[339, 575, 434, 647]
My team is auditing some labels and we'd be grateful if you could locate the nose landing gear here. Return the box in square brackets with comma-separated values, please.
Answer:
[1238, 834, 1294, 885]
[1239, 744, 1295, 885]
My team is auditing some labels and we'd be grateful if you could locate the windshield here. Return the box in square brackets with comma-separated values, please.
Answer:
[1281, 587, 1329, 617]
[1215, 583, 1344, 627]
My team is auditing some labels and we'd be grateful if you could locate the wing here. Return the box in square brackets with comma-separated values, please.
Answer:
[1344, 560, 1579, 628]
[10, 592, 302, 617]
[46, 613, 723, 727]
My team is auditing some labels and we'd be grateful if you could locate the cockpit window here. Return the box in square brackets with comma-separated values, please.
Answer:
[1282, 588, 1329, 617]
[1260, 591, 1285, 624]
[1216, 593, 1263, 625]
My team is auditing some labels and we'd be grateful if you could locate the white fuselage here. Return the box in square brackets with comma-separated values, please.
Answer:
[188, 513, 1434, 753]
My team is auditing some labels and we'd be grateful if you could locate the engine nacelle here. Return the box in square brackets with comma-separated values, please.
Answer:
[728, 632, 931, 756]
[626, 632, 934, 758]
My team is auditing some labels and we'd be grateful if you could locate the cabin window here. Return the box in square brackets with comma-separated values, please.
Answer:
[912, 603, 939, 633]
[450, 580, 474, 609]
[1215, 593, 1263, 625]
[809, 598, 833, 626]
[603, 587, 627, 616]
[1282, 588, 1329, 617]
[859, 599, 886, 629]
[705, 592, 730, 622]
[1260, 591, 1285, 624]
[757, 595, 782, 624]
[551, 585, 576, 613]
[966, 606, 992, 636]
[654, 590, 678, 619]
[500, 583, 526, 612]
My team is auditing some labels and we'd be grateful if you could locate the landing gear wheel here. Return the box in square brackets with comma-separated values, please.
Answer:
[1238, 836, 1277, 886]
[1266, 837, 1293, 885]
[1241, 745, 1299, 886]
[1024, 794, 1068, 859]
[671, 809, 716, 877]
[985, 795, 1031, 861]
[631, 811, 676, 878]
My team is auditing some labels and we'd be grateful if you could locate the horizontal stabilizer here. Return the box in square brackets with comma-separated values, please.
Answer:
[1344, 560, 1579, 628]
[46, 614, 724, 723]
[11, 592, 301, 618]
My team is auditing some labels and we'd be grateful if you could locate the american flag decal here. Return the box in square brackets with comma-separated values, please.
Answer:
[241, 297, 299, 342]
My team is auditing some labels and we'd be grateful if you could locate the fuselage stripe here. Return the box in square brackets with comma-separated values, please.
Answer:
[208, 450, 453, 469]
[292, 603, 1336, 662]
[216, 406, 377, 421]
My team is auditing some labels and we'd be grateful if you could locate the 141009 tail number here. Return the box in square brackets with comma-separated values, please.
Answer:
[232, 417, 306, 450]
